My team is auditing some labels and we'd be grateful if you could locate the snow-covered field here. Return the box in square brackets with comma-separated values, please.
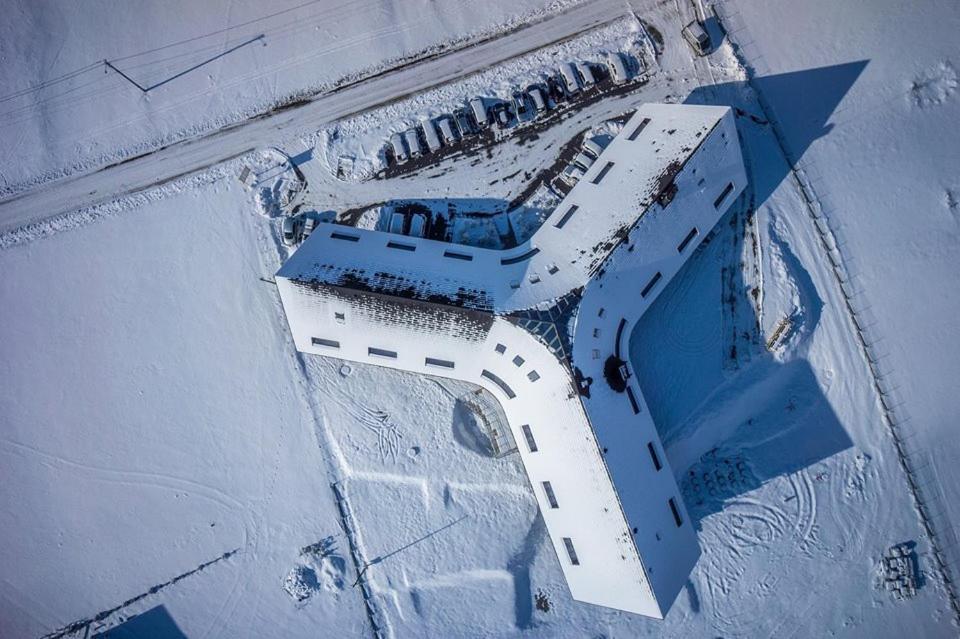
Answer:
[0, 0, 581, 194]
[2, 0, 959, 637]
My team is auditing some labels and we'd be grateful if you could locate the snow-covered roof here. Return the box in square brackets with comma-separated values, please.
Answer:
[276, 103, 747, 618]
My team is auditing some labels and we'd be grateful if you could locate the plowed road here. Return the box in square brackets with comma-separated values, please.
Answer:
[0, 0, 639, 235]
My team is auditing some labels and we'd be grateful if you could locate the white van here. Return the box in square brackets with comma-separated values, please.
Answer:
[420, 119, 442, 153]
[408, 214, 427, 238]
[301, 214, 317, 240]
[436, 116, 459, 146]
[389, 212, 405, 234]
[404, 129, 423, 159]
[582, 138, 604, 159]
[575, 61, 596, 87]
[572, 151, 595, 171]
[559, 62, 581, 94]
[469, 97, 489, 129]
[606, 52, 629, 85]
[558, 163, 586, 187]
[389, 132, 408, 164]
[682, 21, 711, 56]
[527, 84, 548, 112]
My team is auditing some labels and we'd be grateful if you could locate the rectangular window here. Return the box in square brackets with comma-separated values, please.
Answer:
[640, 272, 662, 298]
[425, 357, 455, 369]
[520, 424, 538, 452]
[311, 337, 340, 349]
[443, 250, 473, 261]
[713, 182, 735, 209]
[668, 497, 683, 528]
[648, 442, 663, 471]
[677, 227, 699, 253]
[387, 241, 416, 251]
[481, 369, 516, 399]
[331, 231, 360, 242]
[368, 347, 397, 359]
[627, 117, 651, 141]
[562, 537, 580, 565]
[527, 370, 540, 382]
[626, 386, 640, 414]
[542, 481, 559, 508]
[495, 343, 507, 354]
[554, 205, 579, 229]
[591, 161, 615, 185]
[512, 355, 525, 367]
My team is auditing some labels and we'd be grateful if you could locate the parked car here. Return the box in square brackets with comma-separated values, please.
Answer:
[682, 21, 711, 56]
[512, 91, 532, 119]
[389, 132, 408, 164]
[546, 74, 568, 103]
[419, 119, 443, 153]
[582, 138, 604, 159]
[281, 215, 301, 246]
[301, 214, 317, 240]
[559, 62, 581, 95]
[606, 52, 630, 85]
[469, 97, 490, 129]
[408, 213, 427, 238]
[572, 151, 596, 171]
[575, 61, 596, 87]
[491, 101, 515, 129]
[527, 84, 549, 112]
[454, 107, 476, 136]
[403, 129, 423, 158]
[558, 163, 586, 187]
[388, 212, 405, 234]
[435, 115, 460, 145]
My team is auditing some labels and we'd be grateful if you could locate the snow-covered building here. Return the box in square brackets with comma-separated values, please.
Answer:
[276, 103, 747, 618]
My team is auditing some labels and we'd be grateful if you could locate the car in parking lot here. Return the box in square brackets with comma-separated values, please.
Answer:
[389, 132, 408, 164]
[490, 101, 515, 129]
[558, 162, 586, 188]
[282, 215, 301, 246]
[682, 21, 711, 56]
[435, 115, 460, 145]
[301, 214, 317, 240]
[559, 62, 581, 95]
[526, 84, 549, 112]
[469, 97, 490, 129]
[419, 119, 443, 153]
[512, 91, 532, 119]
[546, 75, 568, 103]
[454, 108, 476, 136]
[582, 138, 604, 159]
[606, 52, 630, 85]
[575, 61, 596, 87]
[403, 129, 423, 159]
[572, 151, 596, 172]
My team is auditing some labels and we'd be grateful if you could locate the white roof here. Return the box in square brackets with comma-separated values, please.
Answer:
[276, 103, 747, 617]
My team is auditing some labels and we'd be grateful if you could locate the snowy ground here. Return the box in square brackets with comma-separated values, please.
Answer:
[0, 0, 583, 195]
[2, 0, 959, 637]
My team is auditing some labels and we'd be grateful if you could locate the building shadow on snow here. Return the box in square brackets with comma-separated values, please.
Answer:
[93, 605, 188, 639]
[685, 60, 868, 206]
[623, 62, 869, 527]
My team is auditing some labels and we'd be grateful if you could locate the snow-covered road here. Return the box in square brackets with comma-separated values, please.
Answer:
[0, 0, 635, 236]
